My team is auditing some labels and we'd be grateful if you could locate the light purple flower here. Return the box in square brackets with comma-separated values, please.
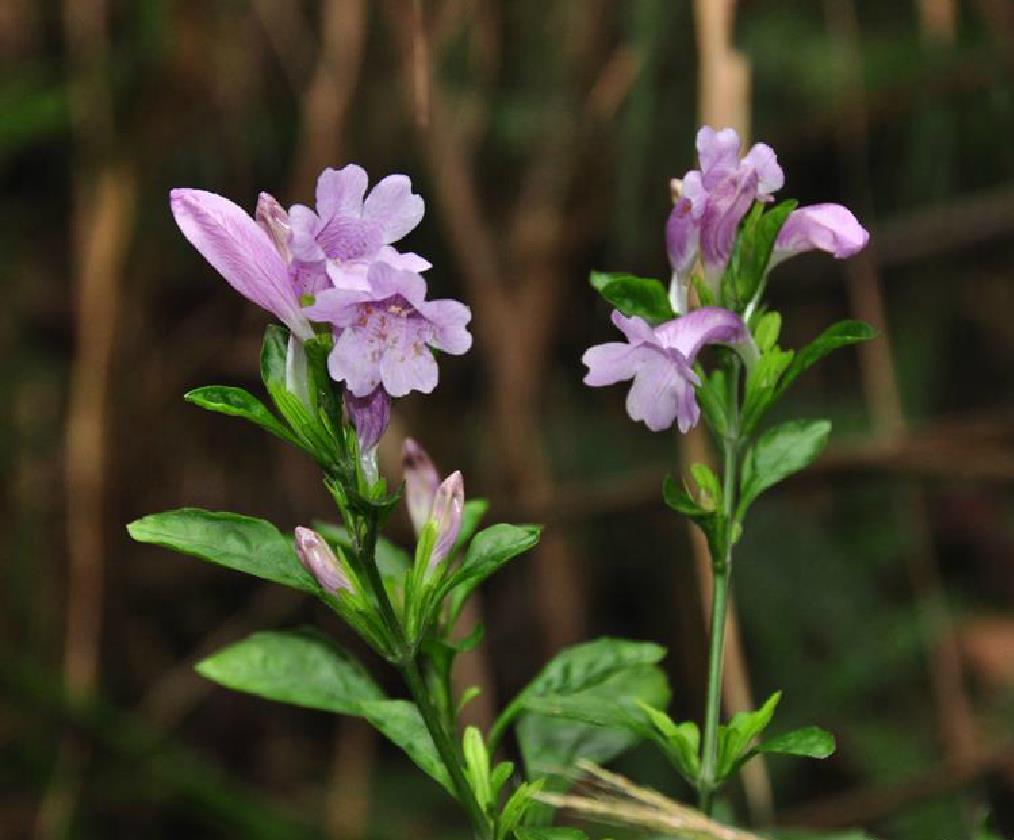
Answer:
[665, 126, 784, 310]
[429, 471, 464, 568]
[402, 438, 440, 534]
[288, 165, 430, 291]
[345, 386, 391, 454]
[294, 527, 354, 595]
[303, 261, 472, 399]
[170, 188, 314, 340]
[582, 307, 749, 433]
[772, 203, 869, 266]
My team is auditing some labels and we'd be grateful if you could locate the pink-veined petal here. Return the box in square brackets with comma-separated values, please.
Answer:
[363, 174, 425, 244]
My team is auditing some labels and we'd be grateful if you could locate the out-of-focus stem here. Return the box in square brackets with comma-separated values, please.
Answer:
[699, 356, 741, 814]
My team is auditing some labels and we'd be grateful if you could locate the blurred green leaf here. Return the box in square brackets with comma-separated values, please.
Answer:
[196, 629, 384, 713]
[738, 420, 831, 517]
[757, 725, 835, 759]
[717, 690, 781, 780]
[590, 271, 674, 324]
[127, 508, 317, 592]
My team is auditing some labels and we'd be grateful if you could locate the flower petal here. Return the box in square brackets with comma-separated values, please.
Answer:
[582, 342, 647, 386]
[288, 204, 326, 263]
[610, 310, 656, 345]
[316, 164, 368, 219]
[379, 330, 439, 397]
[376, 245, 432, 273]
[367, 261, 428, 307]
[169, 188, 312, 339]
[742, 142, 784, 197]
[315, 215, 384, 261]
[363, 174, 425, 244]
[774, 203, 869, 262]
[420, 299, 472, 355]
[328, 327, 382, 397]
[344, 386, 391, 453]
[654, 307, 748, 362]
[697, 126, 741, 188]
[402, 438, 441, 534]
[699, 167, 759, 282]
[625, 353, 681, 432]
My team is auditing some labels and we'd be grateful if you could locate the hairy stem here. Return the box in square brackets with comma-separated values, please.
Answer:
[698, 356, 742, 814]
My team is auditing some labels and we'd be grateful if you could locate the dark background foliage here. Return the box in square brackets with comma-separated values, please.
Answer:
[1, 1, 1012, 838]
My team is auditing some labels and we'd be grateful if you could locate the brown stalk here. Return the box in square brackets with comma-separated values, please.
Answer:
[824, 0, 980, 776]
[38, 1, 136, 835]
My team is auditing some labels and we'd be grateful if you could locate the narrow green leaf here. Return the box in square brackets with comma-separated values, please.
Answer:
[695, 366, 729, 437]
[127, 508, 316, 592]
[195, 629, 384, 713]
[775, 320, 877, 400]
[753, 311, 782, 353]
[358, 699, 454, 795]
[184, 385, 297, 444]
[515, 828, 589, 840]
[689, 463, 722, 510]
[717, 691, 781, 779]
[463, 725, 492, 808]
[757, 725, 835, 759]
[440, 523, 541, 610]
[738, 420, 831, 517]
[638, 702, 701, 783]
[721, 200, 797, 311]
[589, 271, 674, 325]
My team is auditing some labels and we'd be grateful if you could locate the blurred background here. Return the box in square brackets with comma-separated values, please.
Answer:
[2, 0, 1013, 838]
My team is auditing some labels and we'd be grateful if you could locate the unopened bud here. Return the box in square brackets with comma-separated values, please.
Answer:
[294, 527, 353, 595]
[345, 387, 391, 455]
[429, 471, 464, 569]
[256, 192, 291, 262]
[402, 438, 439, 535]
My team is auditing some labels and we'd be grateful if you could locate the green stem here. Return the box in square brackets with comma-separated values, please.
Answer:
[698, 356, 741, 814]
[402, 657, 492, 839]
[354, 511, 491, 839]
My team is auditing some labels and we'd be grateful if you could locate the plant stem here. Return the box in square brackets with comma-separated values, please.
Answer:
[698, 356, 741, 814]
[402, 657, 492, 839]
[355, 511, 491, 839]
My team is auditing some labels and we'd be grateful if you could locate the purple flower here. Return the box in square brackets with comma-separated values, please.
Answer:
[665, 127, 784, 309]
[582, 307, 749, 433]
[170, 188, 314, 340]
[402, 438, 440, 534]
[303, 261, 472, 399]
[401, 439, 464, 568]
[345, 386, 391, 454]
[294, 527, 354, 595]
[288, 165, 430, 292]
[772, 203, 869, 266]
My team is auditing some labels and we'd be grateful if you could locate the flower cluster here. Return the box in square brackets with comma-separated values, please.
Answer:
[170, 165, 471, 456]
[665, 126, 868, 314]
[585, 126, 869, 434]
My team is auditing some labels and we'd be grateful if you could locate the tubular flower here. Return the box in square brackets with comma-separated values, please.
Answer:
[402, 438, 440, 534]
[772, 203, 869, 266]
[401, 439, 464, 568]
[294, 527, 354, 595]
[303, 261, 472, 400]
[583, 307, 749, 433]
[665, 126, 784, 310]
[287, 165, 431, 291]
[170, 188, 314, 340]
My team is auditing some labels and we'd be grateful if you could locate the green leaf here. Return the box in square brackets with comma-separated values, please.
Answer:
[260, 324, 290, 391]
[357, 699, 453, 795]
[638, 702, 701, 783]
[510, 639, 667, 793]
[520, 665, 670, 734]
[757, 725, 835, 759]
[127, 508, 316, 592]
[498, 779, 544, 839]
[689, 463, 722, 511]
[463, 725, 492, 808]
[720, 200, 797, 311]
[663, 475, 727, 560]
[717, 691, 780, 780]
[775, 320, 877, 401]
[440, 523, 541, 610]
[184, 385, 298, 444]
[589, 271, 674, 325]
[752, 311, 782, 353]
[195, 629, 384, 713]
[741, 346, 795, 434]
[738, 420, 831, 517]
[515, 828, 589, 840]
[695, 367, 729, 437]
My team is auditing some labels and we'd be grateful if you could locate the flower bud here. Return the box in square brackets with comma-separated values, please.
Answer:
[255, 192, 291, 262]
[402, 438, 439, 535]
[294, 527, 353, 595]
[428, 470, 464, 569]
[345, 387, 391, 454]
